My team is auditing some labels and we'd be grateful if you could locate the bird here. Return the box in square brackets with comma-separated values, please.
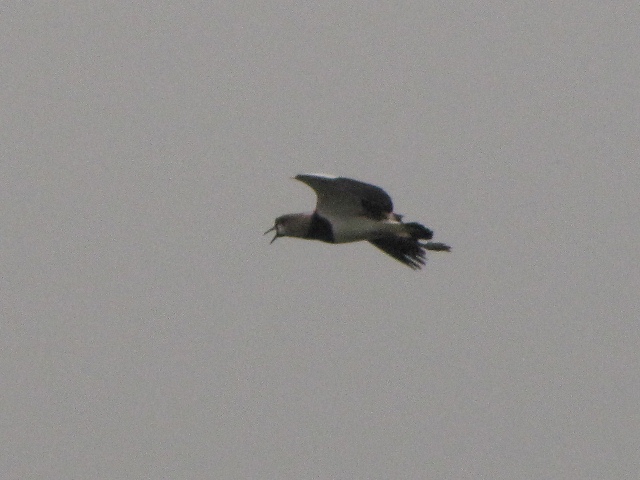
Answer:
[265, 174, 450, 269]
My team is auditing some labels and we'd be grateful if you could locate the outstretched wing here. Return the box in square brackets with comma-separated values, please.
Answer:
[368, 237, 427, 270]
[295, 174, 394, 220]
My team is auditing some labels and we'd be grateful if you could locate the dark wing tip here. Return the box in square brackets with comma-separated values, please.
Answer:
[294, 174, 394, 219]
[369, 236, 427, 270]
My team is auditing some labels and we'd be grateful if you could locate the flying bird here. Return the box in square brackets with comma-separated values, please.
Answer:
[265, 174, 450, 269]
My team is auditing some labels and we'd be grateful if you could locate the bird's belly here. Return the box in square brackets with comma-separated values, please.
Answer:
[330, 217, 402, 243]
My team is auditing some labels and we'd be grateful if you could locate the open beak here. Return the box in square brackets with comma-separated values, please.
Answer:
[264, 225, 279, 244]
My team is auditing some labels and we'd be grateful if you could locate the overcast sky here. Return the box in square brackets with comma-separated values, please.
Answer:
[2, 2, 639, 478]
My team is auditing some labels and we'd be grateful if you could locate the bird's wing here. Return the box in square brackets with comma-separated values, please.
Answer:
[295, 174, 394, 219]
[368, 236, 427, 270]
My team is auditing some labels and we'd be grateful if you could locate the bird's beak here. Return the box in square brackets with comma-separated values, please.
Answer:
[264, 225, 279, 244]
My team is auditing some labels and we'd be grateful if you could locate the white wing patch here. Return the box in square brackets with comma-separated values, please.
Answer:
[301, 173, 337, 179]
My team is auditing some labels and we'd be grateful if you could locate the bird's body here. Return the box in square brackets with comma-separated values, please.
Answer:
[265, 174, 450, 269]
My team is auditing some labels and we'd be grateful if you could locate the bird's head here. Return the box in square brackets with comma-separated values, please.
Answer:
[264, 214, 311, 243]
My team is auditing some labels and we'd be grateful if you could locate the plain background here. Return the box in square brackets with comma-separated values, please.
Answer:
[2, 2, 639, 478]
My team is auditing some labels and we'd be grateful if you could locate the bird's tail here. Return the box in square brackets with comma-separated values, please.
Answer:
[425, 242, 451, 252]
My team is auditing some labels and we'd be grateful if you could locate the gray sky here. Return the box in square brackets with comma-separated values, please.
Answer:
[2, 2, 639, 478]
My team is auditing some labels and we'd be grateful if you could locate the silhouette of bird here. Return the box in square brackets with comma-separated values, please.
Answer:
[265, 174, 450, 269]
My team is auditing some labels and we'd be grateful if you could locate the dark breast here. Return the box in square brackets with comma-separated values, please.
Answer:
[305, 212, 334, 243]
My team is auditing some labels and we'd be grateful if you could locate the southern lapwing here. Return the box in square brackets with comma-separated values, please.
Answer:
[265, 174, 450, 269]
